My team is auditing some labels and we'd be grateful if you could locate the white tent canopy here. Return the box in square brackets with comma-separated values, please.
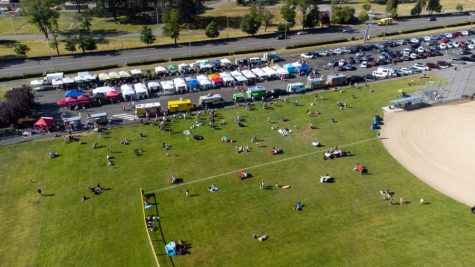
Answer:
[108, 72, 120, 79]
[230, 70, 248, 84]
[241, 69, 257, 80]
[251, 68, 268, 79]
[52, 79, 64, 86]
[134, 83, 149, 98]
[197, 75, 212, 88]
[160, 81, 175, 95]
[272, 65, 289, 76]
[178, 63, 190, 71]
[173, 78, 187, 92]
[155, 66, 168, 75]
[93, 86, 116, 95]
[120, 84, 135, 101]
[63, 77, 75, 84]
[262, 66, 277, 77]
[119, 70, 131, 78]
[219, 72, 236, 85]
[98, 73, 110, 81]
[147, 81, 160, 91]
[220, 58, 232, 66]
[45, 73, 64, 82]
[31, 79, 44, 86]
[131, 69, 143, 76]
[75, 72, 97, 82]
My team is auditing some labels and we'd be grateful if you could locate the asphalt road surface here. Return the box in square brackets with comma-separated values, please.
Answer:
[34, 36, 473, 126]
[1, 15, 471, 77]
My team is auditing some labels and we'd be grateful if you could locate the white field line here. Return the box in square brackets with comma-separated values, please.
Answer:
[145, 137, 377, 194]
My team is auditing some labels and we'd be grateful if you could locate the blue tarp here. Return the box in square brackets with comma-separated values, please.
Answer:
[298, 64, 312, 71]
[283, 64, 297, 74]
[186, 79, 200, 87]
[211, 60, 221, 67]
[165, 242, 176, 256]
[65, 89, 84, 97]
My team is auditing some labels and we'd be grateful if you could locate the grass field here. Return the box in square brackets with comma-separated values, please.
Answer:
[2, 77, 475, 266]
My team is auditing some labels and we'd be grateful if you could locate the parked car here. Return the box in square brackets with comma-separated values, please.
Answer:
[360, 61, 369, 68]
[344, 64, 356, 71]
[277, 34, 285, 40]
[414, 62, 429, 71]
[439, 43, 447, 50]
[425, 62, 438, 69]
[346, 75, 365, 85]
[450, 57, 466, 64]
[436, 60, 450, 68]
[300, 52, 316, 59]
[264, 89, 288, 99]
[297, 31, 308, 35]
[342, 28, 354, 33]
[461, 30, 470, 36]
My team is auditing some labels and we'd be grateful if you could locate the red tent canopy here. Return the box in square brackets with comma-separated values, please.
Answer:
[34, 117, 54, 127]
[106, 90, 119, 98]
[65, 96, 78, 104]
[77, 94, 91, 104]
[56, 99, 66, 106]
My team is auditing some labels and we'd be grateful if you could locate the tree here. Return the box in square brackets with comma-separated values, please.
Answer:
[78, 37, 97, 52]
[319, 11, 331, 27]
[140, 26, 156, 44]
[64, 38, 77, 52]
[70, 0, 89, 13]
[205, 21, 220, 38]
[362, 0, 371, 12]
[426, 0, 442, 14]
[258, 6, 274, 32]
[280, 3, 296, 25]
[386, 0, 398, 13]
[0, 87, 35, 127]
[358, 11, 369, 23]
[390, 8, 398, 18]
[21, 0, 60, 40]
[240, 5, 262, 36]
[411, 0, 424, 16]
[456, 4, 463, 11]
[277, 23, 290, 32]
[14, 44, 30, 56]
[331, 6, 356, 24]
[163, 8, 182, 45]
[303, 7, 319, 29]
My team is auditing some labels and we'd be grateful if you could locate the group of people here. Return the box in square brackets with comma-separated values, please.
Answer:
[323, 146, 349, 160]
[146, 215, 160, 231]
[88, 184, 103, 195]
[271, 147, 282, 155]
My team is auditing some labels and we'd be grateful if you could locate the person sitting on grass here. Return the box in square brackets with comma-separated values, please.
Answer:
[294, 202, 303, 211]
[208, 185, 218, 192]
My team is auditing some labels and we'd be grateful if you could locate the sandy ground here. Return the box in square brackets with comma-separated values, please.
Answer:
[381, 101, 475, 206]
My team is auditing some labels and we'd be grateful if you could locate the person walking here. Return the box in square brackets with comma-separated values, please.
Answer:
[186, 190, 189, 197]
[37, 189, 42, 196]
[259, 181, 264, 190]
[419, 198, 424, 205]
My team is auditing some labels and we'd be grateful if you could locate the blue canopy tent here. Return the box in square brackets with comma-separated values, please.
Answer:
[65, 89, 84, 97]
[283, 63, 297, 74]
[297, 64, 312, 76]
[211, 60, 221, 68]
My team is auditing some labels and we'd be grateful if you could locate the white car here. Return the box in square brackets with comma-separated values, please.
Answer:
[300, 52, 315, 59]
[447, 42, 454, 49]
[338, 59, 346, 67]
[468, 44, 475, 50]
[453, 42, 460, 48]
[461, 30, 470, 36]
[360, 61, 368, 68]
[410, 37, 420, 44]
[297, 31, 308, 35]
[410, 53, 418, 59]
[414, 63, 429, 71]
[424, 36, 431, 42]
[445, 33, 453, 38]
[439, 43, 447, 50]
[417, 46, 425, 53]
[399, 67, 413, 75]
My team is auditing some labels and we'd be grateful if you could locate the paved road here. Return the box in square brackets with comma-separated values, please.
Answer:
[0, 15, 471, 77]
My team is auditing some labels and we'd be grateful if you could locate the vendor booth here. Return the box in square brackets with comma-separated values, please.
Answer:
[147, 81, 160, 92]
[34, 117, 54, 131]
[121, 84, 136, 101]
[160, 81, 176, 95]
[230, 70, 248, 85]
[185, 77, 200, 92]
[219, 72, 236, 87]
[173, 78, 188, 93]
[197, 75, 212, 90]
[134, 83, 149, 99]
[155, 66, 168, 76]
[247, 85, 266, 100]
[208, 73, 224, 88]
[241, 70, 257, 84]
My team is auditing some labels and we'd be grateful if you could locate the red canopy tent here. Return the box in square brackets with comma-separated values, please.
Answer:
[34, 117, 54, 128]
[77, 94, 91, 104]
[56, 99, 66, 106]
[106, 90, 119, 98]
[65, 96, 79, 105]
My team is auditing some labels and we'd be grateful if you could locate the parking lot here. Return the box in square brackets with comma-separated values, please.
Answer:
[34, 29, 475, 126]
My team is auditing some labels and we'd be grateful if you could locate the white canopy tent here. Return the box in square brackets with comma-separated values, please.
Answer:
[230, 70, 248, 85]
[147, 81, 160, 92]
[251, 68, 268, 80]
[155, 66, 168, 75]
[51, 79, 64, 87]
[134, 83, 149, 98]
[272, 65, 289, 78]
[262, 67, 277, 79]
[119, 70, 131, 78]
[120, 84, 136, 101]
[160, 81, 175, 95]
[30, 80, 44, 86]
[108, 72, 120, 79]
[220, 58, 232, 67]
[75, 72, 97, 83]
[92, 86, 116, 96]
[130, 69, 143, 76]
[197, 75, 212, 89]
[241, 69, 257, 81]
[219, 72, 236, 87]
[45, 73, 64, 83]
[178, 63, 190, 72]
[173, 78, 187, 92]
[63, 77, 75, 85]
[98, 73, 110, 81]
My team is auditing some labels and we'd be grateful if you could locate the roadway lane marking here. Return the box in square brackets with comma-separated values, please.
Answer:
[145, 137, 377, 193]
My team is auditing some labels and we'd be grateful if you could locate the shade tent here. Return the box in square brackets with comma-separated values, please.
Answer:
[262, 67, 277, 78]
[219, 72, 236, 87]
[298, 64, 312, 71]
[185, 77, 200, 90]
[31, 80, 44, 86]
[75, 72, 97, 83]
[130, 69, 143, 76]
[119, 70, 131, 78]
[52, 79, 64, 86]
[272, 65, 290, 78]
[241, 70, 256, 80]
[148, 81, 160, 92]
[208, 73, 223, 87]
[251, 68, 268, 80]
[45, 73, 64, 83]
[155, 66, 168, 75]
[230, 70, 248, 85]
[134, 83, 149, 98]
[77, 94, 91, 104]
[34, 117, 54, 128]
[197, 75, 212, 89]
[106, 90, 119, 98]
[65, 89, 84, 97]
[108, 72, 120, 79]
[92, 86, 116, 96]
[167, 65, 178, 73]
[283, 63, 298, 74]
[121, 84, 136, 101]
[211, 60, 221, 68]
[220, 58, 232, 66]
[173, 78, 187, 92]
[56, 99, 66, 106]
[160, 81, 176, 95]
[65, 97, 78, 104]
[98, 73, 110, 81]
[178, 64, 190, 72]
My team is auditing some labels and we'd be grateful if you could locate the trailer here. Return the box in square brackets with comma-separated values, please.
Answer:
[305, 78, 326, 90]
[286, 82, 305, 93]
[135, 102, 161, 117]
[198, 94, 225, 108]
[167, 99, 193, 113]
[246, 85, 267, 100]
[326, 73, 347, 87]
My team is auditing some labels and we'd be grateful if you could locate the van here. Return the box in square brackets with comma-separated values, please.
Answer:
[372, 71, 386, 79]
[198, 94, 225, 108]
[249, 57, 262, 65]
[262, 52, 282, 62]
[167, 99, 193, 113]
[377, 18, 393, 26]
[326, 74, 346, 86]
[286, 82, 305, 93]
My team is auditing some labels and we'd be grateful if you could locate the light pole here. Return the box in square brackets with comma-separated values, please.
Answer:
[187, 27, 192, 59]
[471, 12, 475, 27]
[9, 13, 16, 35]
[45, 38, 57, 71]
[117, 22, 123, 49]
[282, 19, 289, 49]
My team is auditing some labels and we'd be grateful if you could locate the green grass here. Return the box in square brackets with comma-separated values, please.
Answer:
[1, 77, 475, 267]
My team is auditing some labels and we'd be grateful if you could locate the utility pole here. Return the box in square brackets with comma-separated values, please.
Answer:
[117, 22, 123, 49]
[46, 38, 57, 71]
[363, 21, 370, 43]
[9, 13, 16, 35]
[283, 19, 289, 49]
[187, 27, 192, 59]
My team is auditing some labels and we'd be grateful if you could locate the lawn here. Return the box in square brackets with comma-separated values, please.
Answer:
[1, 77, 475, 266]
